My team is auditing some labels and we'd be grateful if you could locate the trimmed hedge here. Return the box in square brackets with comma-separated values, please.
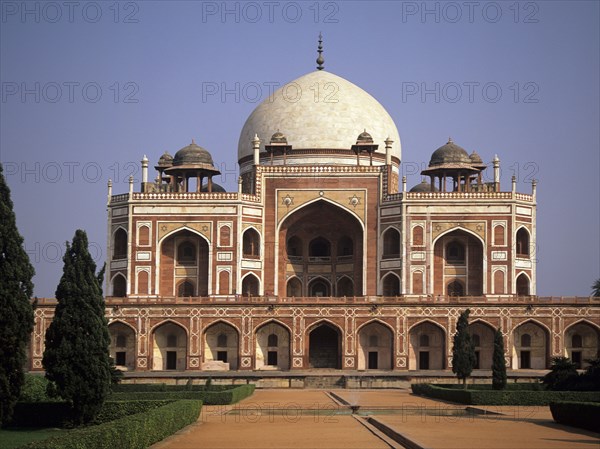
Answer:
[111, 383, 236, 393]
[18, 400, 202, 449]
[550, 401, 600, 432]
[437, 383, 544, 391]
[10, 400, 173, 428]
[18, 374, 56, 402]
[109, 384, 255, 405]
[411, 383, 600, 406]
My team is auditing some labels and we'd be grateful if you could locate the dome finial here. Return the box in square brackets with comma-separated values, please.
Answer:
[448, 136, 453, 143]
[316, 32, 324, 70]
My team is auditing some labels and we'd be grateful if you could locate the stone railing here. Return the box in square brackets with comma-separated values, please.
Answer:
[94, 295, 600, 306]
[384, 191, 534, 203]
[109, 192, 261, 203]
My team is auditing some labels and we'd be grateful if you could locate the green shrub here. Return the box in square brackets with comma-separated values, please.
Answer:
[435, 383, 544, 391]
[19, 400, 202, 449]
[19, 374, 53, 402]
[411, 383, 600, 406]
[550, 401, 600, 432]
[109, 384, 255, 405]
[10, 400, 172, 428]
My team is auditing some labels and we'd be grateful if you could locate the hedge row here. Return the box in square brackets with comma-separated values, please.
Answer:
[19, 400, 202, 449]
[10, 400, 173, 428]
[109, 384, 255, 405]
[436, 383, 544, 391]
[411, 384, 600, 405]
[111, 383, 236, 393]
[549, 401, 600, 432]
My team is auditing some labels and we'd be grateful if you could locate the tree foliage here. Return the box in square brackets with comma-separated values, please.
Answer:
[543, 357, 578, 391]
[0, 163, 35, 426]
[492, 328, 507, 390]
[42, 230, 112, 424]
[592, 279, 600, 298]
[452, 309, 476, 388]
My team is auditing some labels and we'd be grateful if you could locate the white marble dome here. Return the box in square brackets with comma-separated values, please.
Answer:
[238, 70, 401, 163]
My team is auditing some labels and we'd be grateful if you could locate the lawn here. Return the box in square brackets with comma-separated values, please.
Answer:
[0, 428, 67, 449]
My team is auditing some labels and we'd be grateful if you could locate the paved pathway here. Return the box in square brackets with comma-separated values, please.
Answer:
[152, 389, 599, 449]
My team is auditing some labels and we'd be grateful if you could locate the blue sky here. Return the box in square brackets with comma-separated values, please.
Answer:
[1, 1, 598, 297]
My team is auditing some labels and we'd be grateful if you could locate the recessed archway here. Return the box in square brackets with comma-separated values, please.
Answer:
[108, 321, 136, 370]
[357, 321, 393, 370]
[512, 320, 550, 369]
[468, 321, 496, 370]
[564, 321, 600, 368]
[408, 321, 446, 370]
[255, 321, 291, 370]
[308, 322, 342, 369]
[204, 321, 239, 370]
[152, 321, 187, 371]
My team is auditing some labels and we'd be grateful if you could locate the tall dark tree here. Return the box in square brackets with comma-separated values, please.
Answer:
[0, 163, 35, 426]
[492, 328, 507, 390]
[452, 309, 476, 389]
[592, 279, 600, 298]
[42, 230, 112, 424]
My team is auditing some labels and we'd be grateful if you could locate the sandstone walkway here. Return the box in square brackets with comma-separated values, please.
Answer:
[152, 389, 599, 449]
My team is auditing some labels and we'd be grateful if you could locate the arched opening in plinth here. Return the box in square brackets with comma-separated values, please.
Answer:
[308, 322, 342, 369]
[204, 321, 239, 370]
[357, 321, 393, 370]
[409, 321, 446, 370]
[152, 321, 187, 371]
[512, 320, 550, 369]
[564, 321, 600, 369]
[468, 320, 495, 370]
[108, 321, 136, 370]
[255, 321, 291, 370]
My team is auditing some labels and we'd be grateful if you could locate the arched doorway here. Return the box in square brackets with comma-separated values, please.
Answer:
[108, 322, 136, 370]
[337, 276, 354, 297]
[468, 321, 495, 369]
[409, 321, 446, 370]
[152, 322, 187, 371]
[279, 200, 364, 297]
[357, 322, 393, 370]
[160, 229, 209, 296]
[382, 273, 400, 296]
[204, 322, 239, 370]
[242, 273, 260, 296]
[516, 273, 530, 296]
[433, 229, 483, 296]
[564, 322, 600, 368]
[255, 322, 291, 370]
[308, 277, 331, 297]
[512, 321, 549, 369]
[308, 323, 341, 369]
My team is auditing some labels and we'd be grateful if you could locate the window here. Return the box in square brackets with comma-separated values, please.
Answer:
[521, 333, 531, 347]
[516, 274, 530, 296]
[419, 334, 430, 347]
[309, 237, 330, 258]
[286, 236, 303, 257]
[217, 333, 228, 347]
[516, 228, 530, 257]
[383, 228, 400, 259]
[369, 335, 379, 347]
[113, 275, 126, 297]
[446, 241, 465, 264]
[243, 229, 260, 257]
[267, 334, 278, 347]
[177, 242, 196, 265]
[383, 274, 400, 296]
[177, 280, 194, 297]
[337, 236, 353, 257]
[447, 280, 464, 296]
[113, 229, 127, 259]
[116, 334, 126, 348]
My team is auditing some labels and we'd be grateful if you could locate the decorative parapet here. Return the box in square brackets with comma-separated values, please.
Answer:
[383, 191, 534, 203]
[109, 192, 261, 204]
[259, 165, 383, 175]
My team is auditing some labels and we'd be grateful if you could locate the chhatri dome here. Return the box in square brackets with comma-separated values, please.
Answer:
[237, 36, 401, 165]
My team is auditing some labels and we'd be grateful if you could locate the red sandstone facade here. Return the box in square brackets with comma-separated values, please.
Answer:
[29, 67, 600, 374]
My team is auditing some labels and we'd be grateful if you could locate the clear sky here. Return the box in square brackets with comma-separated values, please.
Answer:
[1, 1, 598, 297]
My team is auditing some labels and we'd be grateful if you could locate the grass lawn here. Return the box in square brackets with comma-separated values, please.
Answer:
[0, 428, 66, 449]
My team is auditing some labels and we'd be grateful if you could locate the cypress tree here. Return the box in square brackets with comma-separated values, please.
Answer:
[0, 163, 35, 426]
[452, 309, 476, 389]
[492, 328, 507, 390]
[42, 229, 112, 424]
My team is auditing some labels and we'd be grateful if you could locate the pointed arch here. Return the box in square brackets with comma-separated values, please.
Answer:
[382, 226, 401, 259]
[277, 197, 365, 233]
[151, 320, 188, 371]
[112, 226, 128, 260]
[468, 319, 496, 369]
[111, 273, 126, 297]
[432, 226, 485, 246]
[516, 226, 531, 257]
[242, 227, 261, 258]
[308, 276, 331, 297]
[381, 272, 401, 296]
[512, 319, 550, 369]
[254, 320, 291, 370]
[241, 272, 260, 296]
[307, 319, 343, 369]
[286, 276, 302, 297]
[516, 272, 531, 296]
[203, 320, 240, 370]
[564, 320, 600, 368]
[357, 320, 394, 370]
[108, 320, 136, 370]
[408, 320, 446, 370]
[336, 275, 354, 297]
